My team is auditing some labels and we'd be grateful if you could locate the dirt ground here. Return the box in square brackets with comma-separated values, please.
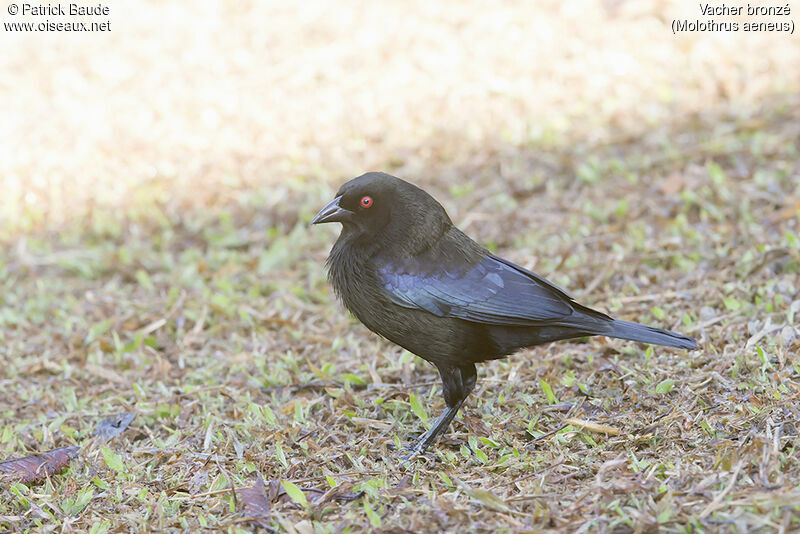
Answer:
[1, 0, 800, 532]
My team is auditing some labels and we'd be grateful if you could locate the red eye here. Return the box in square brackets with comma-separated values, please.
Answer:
[360, 196, 373, 208]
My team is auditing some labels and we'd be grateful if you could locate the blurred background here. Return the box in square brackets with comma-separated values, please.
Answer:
[2, 0, 800, 530]
[2, 0, 798, 235]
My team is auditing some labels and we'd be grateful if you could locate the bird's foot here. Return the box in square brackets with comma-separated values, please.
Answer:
[396, 431, 440, 464]
[398, 402, 465, 463]
[399, 440, 428, 461]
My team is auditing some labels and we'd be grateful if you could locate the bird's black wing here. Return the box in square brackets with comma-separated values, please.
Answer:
[378, 253, 585, 326]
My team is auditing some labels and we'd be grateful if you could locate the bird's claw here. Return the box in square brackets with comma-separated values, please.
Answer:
[399, 444, 425, 462]
[397, 434, 435, 463]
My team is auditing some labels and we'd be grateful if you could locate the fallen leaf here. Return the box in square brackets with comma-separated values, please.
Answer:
[239, 473, 270, 520]
[0, 446, 79, 484]
[273, 483, 327, 505]
[268, 478, 280, 502]
[306, 358, 332, 381]
[294, 520, 314, 534]
[93, 413, 137, 442]
[565, 418, 621, 435]
[454, 477, 512, 512]
[85, 363, 125, 383]
[24, 359, 62, 375]
[280, 480, 318, 508]
[467, 488, 512, 512]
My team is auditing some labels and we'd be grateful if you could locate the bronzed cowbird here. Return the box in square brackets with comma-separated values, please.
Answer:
[312, 172, 699, 456]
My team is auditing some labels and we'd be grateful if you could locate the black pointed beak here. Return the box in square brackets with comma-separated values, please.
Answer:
[311, 195, 352, 225]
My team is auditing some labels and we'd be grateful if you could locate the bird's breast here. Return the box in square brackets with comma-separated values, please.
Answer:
[328, 242, 384, 314]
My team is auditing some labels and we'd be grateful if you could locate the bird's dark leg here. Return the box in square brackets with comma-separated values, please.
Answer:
[403, 363, 477, 458]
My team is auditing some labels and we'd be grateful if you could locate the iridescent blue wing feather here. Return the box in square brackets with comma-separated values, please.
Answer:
[378, 253, 578, 325]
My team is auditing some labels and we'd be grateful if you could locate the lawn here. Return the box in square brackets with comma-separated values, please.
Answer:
[1, 1, 799, 532]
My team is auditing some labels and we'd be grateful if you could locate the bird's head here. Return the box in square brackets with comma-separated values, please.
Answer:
[312, 172, 452, 250]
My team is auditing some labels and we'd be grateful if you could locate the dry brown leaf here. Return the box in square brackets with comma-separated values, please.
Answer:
[0, 446, 79, 484]
[565, 418, 621, 436]
[454, 478, 512, 512]
[239, 473, 271, 520]
[306, 358, 332, 381]
[24, 359, 63, 375]
[85, 363, 125, 383]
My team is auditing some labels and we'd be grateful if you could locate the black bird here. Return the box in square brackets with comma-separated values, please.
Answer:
[312, 172, 699, 456]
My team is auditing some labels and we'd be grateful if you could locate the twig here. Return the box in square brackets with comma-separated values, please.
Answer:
[686, 310, 745, 334]
[192, 487, 235, 499]
[613, 290, 690, 304]
[527, 423, 568, 445]
[699, 460, 744, 518]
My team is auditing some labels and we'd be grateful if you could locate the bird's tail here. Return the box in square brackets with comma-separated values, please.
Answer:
[603, 319, 699, 350]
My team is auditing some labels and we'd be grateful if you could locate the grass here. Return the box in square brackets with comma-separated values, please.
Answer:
[2, 1, 800, 532]
[3, 103, 799, 531]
